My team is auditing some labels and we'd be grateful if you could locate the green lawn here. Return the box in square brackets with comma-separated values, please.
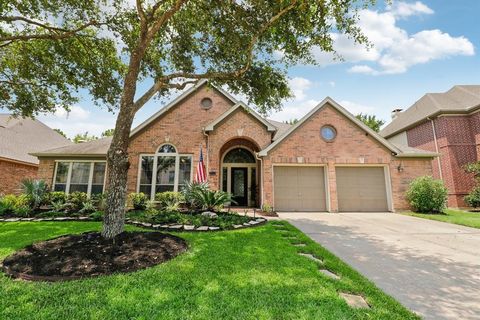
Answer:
[0, 221, 417, 320]
[403, 209, 480, 229]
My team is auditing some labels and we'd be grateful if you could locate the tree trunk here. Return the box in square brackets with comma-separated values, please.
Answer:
[101, 106, 135, 239]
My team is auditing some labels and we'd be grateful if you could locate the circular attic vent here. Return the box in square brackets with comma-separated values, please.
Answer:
[200, 97, 213, 110]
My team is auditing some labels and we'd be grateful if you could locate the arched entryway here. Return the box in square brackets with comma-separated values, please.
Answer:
[220, 140, 259, 207]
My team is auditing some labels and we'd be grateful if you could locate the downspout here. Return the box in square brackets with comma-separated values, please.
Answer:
[255, 152, 264, 209]
[428, 117, 443, 180]
[202, 127, 209, 176]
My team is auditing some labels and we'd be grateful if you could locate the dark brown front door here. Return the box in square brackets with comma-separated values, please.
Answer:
[231, 167, 248, 206]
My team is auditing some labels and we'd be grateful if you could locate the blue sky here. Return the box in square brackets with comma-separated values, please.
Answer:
[36, 1, 480, 138]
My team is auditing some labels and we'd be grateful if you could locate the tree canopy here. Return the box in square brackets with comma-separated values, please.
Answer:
[355, 113, 385, 132]
[1, 0, 377, 238]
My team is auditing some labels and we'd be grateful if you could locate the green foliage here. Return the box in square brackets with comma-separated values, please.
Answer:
[73, 132, 98, 144]
[406, 176, 448, 213]
[261, 203, 273, 213]
[101, 129, 115, 137]
[91, 193, 107, 211]
[355, 113, 386, 132]
[195, 189, 235, 212]
[284, 118, 299, 125]
[181, 181, 210, 210]
[48, 191, 68, 204]
[128, 193, 149, 210]
[66, 192, 88, 212]
[464, 186, 480, 208]
[0, 194, 32, 217]
[155, 192, 184, 211]
[53, 128, 68, 139]
[89, 211, 104, 221]
[79, 199, 97, 214]
[20, 179, 49, 210]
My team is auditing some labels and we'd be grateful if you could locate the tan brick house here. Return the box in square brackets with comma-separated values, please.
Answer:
[381, 85, 480, 207]
[33, 80, 436, 212]
[0, 115, 71, 194]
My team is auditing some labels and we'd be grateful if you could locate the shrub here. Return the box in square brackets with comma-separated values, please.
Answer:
[128, 192, 149, 210]
[181, 181, 209, 210]
[66, 192, 89, 212]
[406, 176, 448, 213]
[0, 194, 32, 217]
[89, 211, 104, 221]
[0, 194, 17, 215]
[191, 188, 235, 211]
[261, 203, 273, 213]
[80, 199, 97, 214]
[155, 191, 184, 210]
[91, 193, 107, 211]
[48, 191, 68, 204]
[464, 186, 480, 208]
[20, 179, 49, 210]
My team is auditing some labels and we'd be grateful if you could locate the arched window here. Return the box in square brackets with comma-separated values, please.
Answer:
[138, 143, 192, 197]
[223, 148, 255, 163]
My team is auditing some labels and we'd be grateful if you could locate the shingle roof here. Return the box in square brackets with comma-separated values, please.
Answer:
[267, 119, 292, 140]
[0, 114, 72, 165]
[380, 85, 480, 138]
[31, 136, 112, 157]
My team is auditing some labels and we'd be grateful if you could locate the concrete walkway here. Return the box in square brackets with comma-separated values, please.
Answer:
[278, 212, 480, 320]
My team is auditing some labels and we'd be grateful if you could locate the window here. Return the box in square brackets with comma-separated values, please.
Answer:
[138, 144, 193, 198]
[321, 125, 337, 142]
[200, 97, 213, 110]
[223, 148, 255, 163]
[53, 161, 106, 196]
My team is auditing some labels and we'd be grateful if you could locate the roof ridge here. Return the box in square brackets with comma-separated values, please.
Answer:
[454, 85, 480, 99]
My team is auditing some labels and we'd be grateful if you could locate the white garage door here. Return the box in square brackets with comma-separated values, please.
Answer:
[336, 167, 389, 212]
[274, 166, 327, 211]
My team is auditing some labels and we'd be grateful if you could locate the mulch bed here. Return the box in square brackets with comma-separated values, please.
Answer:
[1, 231, 188, 282]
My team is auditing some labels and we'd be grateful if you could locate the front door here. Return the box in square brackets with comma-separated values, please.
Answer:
[231, 167, 248, 206]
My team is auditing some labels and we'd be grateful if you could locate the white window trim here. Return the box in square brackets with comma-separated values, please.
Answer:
[53, 160, 107, 197]
[137, 144, 193, 199]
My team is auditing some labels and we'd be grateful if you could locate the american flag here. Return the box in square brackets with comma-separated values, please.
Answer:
[194, 148, 207, 183]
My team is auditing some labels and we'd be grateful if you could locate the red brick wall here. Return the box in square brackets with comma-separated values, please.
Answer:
[406, 115, 477, 207]
[0, 159, 38, 195]
[262, 103, 432, 211]
[37, 159, 56, 187]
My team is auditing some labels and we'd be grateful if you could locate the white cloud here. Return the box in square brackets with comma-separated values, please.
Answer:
[288, 77, 312, 101]
[51, 105, 90, 121]
[328, 81, 336, 88]
[339, 100, 376, 115]
[311, 2, 474, 75]
[270, 99, 319, 122]
[388, 1, 434, 18]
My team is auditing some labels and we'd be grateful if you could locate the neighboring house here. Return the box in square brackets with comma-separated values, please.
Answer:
[32, 80, 436, 212]
[380, 85, 480, 208]
[0, 115, 72, 194]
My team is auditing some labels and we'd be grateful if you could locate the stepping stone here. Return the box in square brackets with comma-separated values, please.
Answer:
[233, 224, 243, 229]
[168, 225, 182, 230]
[141, 222, 152, 227]
[54, 217, 69, 221]
[339, 293, 370, 309]
[319, 269, 340, 280]
[5, 218, 20, 222]
[152, 224, 161, 228]
[43, 218, 53, 221]
[243, 223, 250, 226]
[298, 253, 323, 263]
[160, 225, 170, 228]
[196, 226, 209, 231]
[78, 217, 90, 220]
[293, 243, 306, 247]
[183, 225, 195, 231]
[20, 218, 34, 221]
[256, 218, 265, 222]
[209, 226, 220, 231]
[249, 220, 259, 225]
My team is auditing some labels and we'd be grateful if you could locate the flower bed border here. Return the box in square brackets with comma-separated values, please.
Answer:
[0, 216, 268, 232]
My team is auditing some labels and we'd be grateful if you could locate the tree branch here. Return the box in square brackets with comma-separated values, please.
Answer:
[0, 19, 101, 43]
[145, 0, 188, 43]
[133, 1, 298, 111]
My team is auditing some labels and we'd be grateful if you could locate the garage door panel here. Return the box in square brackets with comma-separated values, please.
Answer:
[336, 167, 388, 212]
[274, 166, 326, 212]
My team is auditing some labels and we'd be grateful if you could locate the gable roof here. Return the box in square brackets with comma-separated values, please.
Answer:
[267, 119, 292, 140]
[380, 85, 480, 138]
[130, 79, 238, 137]
[204, 102, 276, 132]
[0, 114, 72, 165]
[258, 97, 437, 158]
[31, 137, 112, 158]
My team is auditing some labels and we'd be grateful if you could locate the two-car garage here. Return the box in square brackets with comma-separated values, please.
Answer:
[273, 166, 390, 212]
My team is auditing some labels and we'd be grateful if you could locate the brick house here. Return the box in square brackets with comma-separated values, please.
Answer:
[380, 85, 480, 207]
[0, 115, 71, 194]
[32, 80, 436, 212]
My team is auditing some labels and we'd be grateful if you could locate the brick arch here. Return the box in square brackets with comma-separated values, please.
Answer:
[219, 138, 260, 160]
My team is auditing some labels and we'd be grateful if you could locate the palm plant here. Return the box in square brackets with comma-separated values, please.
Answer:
[181, 180, 209, 210]
[195, 189, 236, 212]
[20, 179, 49, 210]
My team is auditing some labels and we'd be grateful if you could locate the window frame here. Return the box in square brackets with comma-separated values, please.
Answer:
[137, 144, 193, 199]
[52, 160, 107, 196]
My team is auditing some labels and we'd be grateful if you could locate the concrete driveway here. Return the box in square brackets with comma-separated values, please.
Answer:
[277, 212, 480, 320]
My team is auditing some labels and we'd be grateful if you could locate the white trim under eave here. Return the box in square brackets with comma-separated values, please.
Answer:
[258, 97, 403, 157]
[130, 79, 239, 137]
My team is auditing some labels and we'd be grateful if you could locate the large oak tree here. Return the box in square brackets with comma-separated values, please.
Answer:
[1, 0, 375, 238]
